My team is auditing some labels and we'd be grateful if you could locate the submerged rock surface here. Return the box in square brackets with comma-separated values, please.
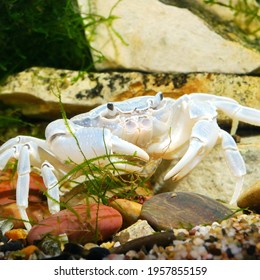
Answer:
[0, 67, 259, 122]
[78, 0, 260, 73]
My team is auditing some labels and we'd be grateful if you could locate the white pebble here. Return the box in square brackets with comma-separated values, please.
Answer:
[113, 241, 121, 248]
[229, 243, 241, 255]
[211, 221, 221, 229]
[174, 228, 189, 236]
[227, 227, 236, 237]
[190, 250, 200, 259]
[195, 225, 211, 236]
[193, 237, 204, 246]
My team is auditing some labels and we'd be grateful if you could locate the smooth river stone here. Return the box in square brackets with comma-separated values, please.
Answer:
[140, 192, 233, 230]
[237, 180, 260, 213]
[109, 199, 142, 227]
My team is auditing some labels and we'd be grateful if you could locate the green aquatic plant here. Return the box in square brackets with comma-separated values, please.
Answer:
[0, 102, 31, 129]
[82, 0, 128, 56]
[0, 87, 148, 230]
[204, 0, 260, 37]
[34, 90, 148, 242]
[0, 0, 93, 82]
[55, 90, 147, 209]
[0, 0, 127, 83]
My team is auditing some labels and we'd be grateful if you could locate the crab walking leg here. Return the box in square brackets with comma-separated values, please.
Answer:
[0, 136, 48, 154]
[41, 161, 60, 214]
[0, 147, 16, 169]
[164, 119, 220, 181]
[215, 100, 260, 126]
[0, 138, 20, 153]
[215, 100, 260, 134]
[16, 144, 32, 230]
[221, 130, 246, 204]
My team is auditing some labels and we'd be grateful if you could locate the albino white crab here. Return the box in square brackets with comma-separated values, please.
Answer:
[0, 92, 260, 230]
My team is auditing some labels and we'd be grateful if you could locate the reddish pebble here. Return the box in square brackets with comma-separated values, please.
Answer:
[27, 204, 122, 245]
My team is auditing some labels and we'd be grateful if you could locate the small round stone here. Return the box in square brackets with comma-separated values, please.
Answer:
[109, 199, 142, 227]
[140, 192, 233, 230]
[5, 229, 27, 240]
[237, 181, 260, 213]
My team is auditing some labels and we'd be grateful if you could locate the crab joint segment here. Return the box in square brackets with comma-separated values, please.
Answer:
[41, 161, 60, 214]
[0, 148, 16, 169]
[16, 144, 31, 230]
[221, 130, 246, 204]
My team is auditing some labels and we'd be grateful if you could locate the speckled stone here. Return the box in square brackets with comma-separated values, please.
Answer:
[113, 219, 155, 244]
[237, 181, 260, 213]
[140, 192, 233, 230]
[0, 67, 259, 123]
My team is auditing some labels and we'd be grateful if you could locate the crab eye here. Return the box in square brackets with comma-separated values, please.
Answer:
[149, 92, 164, 108]
[158, 92, 163, 101]
[107, 103, 114, 111]
[106, 102, 117, 117]
[155, 92, 163, 103]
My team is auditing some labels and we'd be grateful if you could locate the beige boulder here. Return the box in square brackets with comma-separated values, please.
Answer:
[78, 0, 260, 73]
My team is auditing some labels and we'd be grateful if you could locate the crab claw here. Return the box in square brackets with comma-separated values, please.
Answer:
[164, 119, 219, 182]
[163, 138, 205, 181]
[111, 135, 149, 161]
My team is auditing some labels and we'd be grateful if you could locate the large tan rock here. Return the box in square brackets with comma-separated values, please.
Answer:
[78, 0, 260, 73]
[162, 0, 260, 39]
